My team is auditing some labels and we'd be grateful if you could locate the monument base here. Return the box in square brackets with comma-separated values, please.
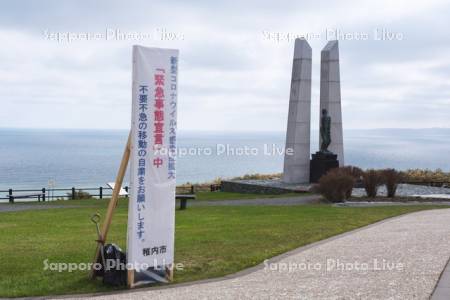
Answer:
[310, 152, 339, 183]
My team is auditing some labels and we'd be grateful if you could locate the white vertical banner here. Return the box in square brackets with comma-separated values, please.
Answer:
[127, 45, 178, 276]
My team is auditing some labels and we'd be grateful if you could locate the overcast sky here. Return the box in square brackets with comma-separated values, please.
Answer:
[0, 0, 449, 131]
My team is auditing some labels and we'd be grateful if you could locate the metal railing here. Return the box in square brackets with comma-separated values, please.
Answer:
[0, 185, 197, 203]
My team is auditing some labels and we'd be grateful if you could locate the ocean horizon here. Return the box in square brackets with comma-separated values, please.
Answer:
[0, 127, 449, 191]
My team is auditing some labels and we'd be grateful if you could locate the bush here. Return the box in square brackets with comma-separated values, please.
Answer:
[401, 168, 450, 183]
[381, 169, 403, 198]
[339, 165, 364, 179]
[315, 170, 355, 203]
[231, 173, 282, 180]
[67, 190, 92, 200]
[362, 169, 383, 198]
[336, 166, 363, 198]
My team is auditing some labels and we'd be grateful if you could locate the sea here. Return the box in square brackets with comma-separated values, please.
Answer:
[0, 128, 449, 191]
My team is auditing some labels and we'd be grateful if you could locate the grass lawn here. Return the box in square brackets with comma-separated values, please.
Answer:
[0, 191, 310, 205]
[0, 199, 446, 297]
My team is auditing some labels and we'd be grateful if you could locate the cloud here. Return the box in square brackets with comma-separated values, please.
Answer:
[0, 0, 448, 130]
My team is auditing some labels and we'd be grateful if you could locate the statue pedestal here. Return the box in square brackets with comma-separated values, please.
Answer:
[310, 152, 339, 183]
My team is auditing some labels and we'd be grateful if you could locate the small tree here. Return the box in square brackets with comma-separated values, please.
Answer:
[315, 170, 355, 203]
[362, 169, 383, 198]
[381, 169, 403, 198]
[337, 166, 363, 198]
[339, 165, 364, 179]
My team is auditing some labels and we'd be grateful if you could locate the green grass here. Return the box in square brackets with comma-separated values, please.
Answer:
[195, 191, 307, 200]
[0, 191, 310, 205]
[0, 199, 446, 297]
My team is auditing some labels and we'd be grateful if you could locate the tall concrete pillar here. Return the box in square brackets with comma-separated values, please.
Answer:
[320, 40, 344, 166]
[282, 38, 312, 183]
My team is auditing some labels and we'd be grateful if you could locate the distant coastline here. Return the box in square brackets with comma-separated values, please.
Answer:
[0, 128, 449, 190]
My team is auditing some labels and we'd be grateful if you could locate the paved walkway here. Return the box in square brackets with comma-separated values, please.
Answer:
[432, 258, 450, 299]
[191, 195, 320, 206]
[68, 208, 450, 300]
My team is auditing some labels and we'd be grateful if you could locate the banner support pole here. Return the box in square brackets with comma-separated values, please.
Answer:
[127, 269, 135, 288]
[166, 264, 174, 282]
[89, 132, 131, 280]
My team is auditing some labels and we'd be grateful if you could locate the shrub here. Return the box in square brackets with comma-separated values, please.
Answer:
[336, 166, 363, 198]
[362, 169, 383, 198]
[401, 168, 450, 183]
[381, 169, 403, 198]
[67, 190, 92, 200]
[316, 170, 355, 203]
[231, 173, 282, 180]
[339, 165, 364, 179]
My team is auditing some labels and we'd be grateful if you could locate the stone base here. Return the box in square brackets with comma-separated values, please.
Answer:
[309, 152, 339, 183]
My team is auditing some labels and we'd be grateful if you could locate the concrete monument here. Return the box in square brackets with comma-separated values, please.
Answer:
[282, 38, 312, 183]
[283, 39, 344, 184]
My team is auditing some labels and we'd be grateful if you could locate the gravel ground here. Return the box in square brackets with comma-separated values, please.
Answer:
[352, 183, 450, 198]
[64, 208, 450, 300]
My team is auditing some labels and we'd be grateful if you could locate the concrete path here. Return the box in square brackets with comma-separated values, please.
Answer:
[68, 208, 450, 300]
[432, 258, 450, 299]
[190, 195, 320, 206]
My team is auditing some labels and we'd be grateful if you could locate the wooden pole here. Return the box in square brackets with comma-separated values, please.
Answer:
[166, 264, 174, 282]
[89, 132, 131, 279]
[127, 269, 135, 288]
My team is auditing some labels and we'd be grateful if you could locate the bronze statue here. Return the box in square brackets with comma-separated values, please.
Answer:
[320, 109, 331, 153]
